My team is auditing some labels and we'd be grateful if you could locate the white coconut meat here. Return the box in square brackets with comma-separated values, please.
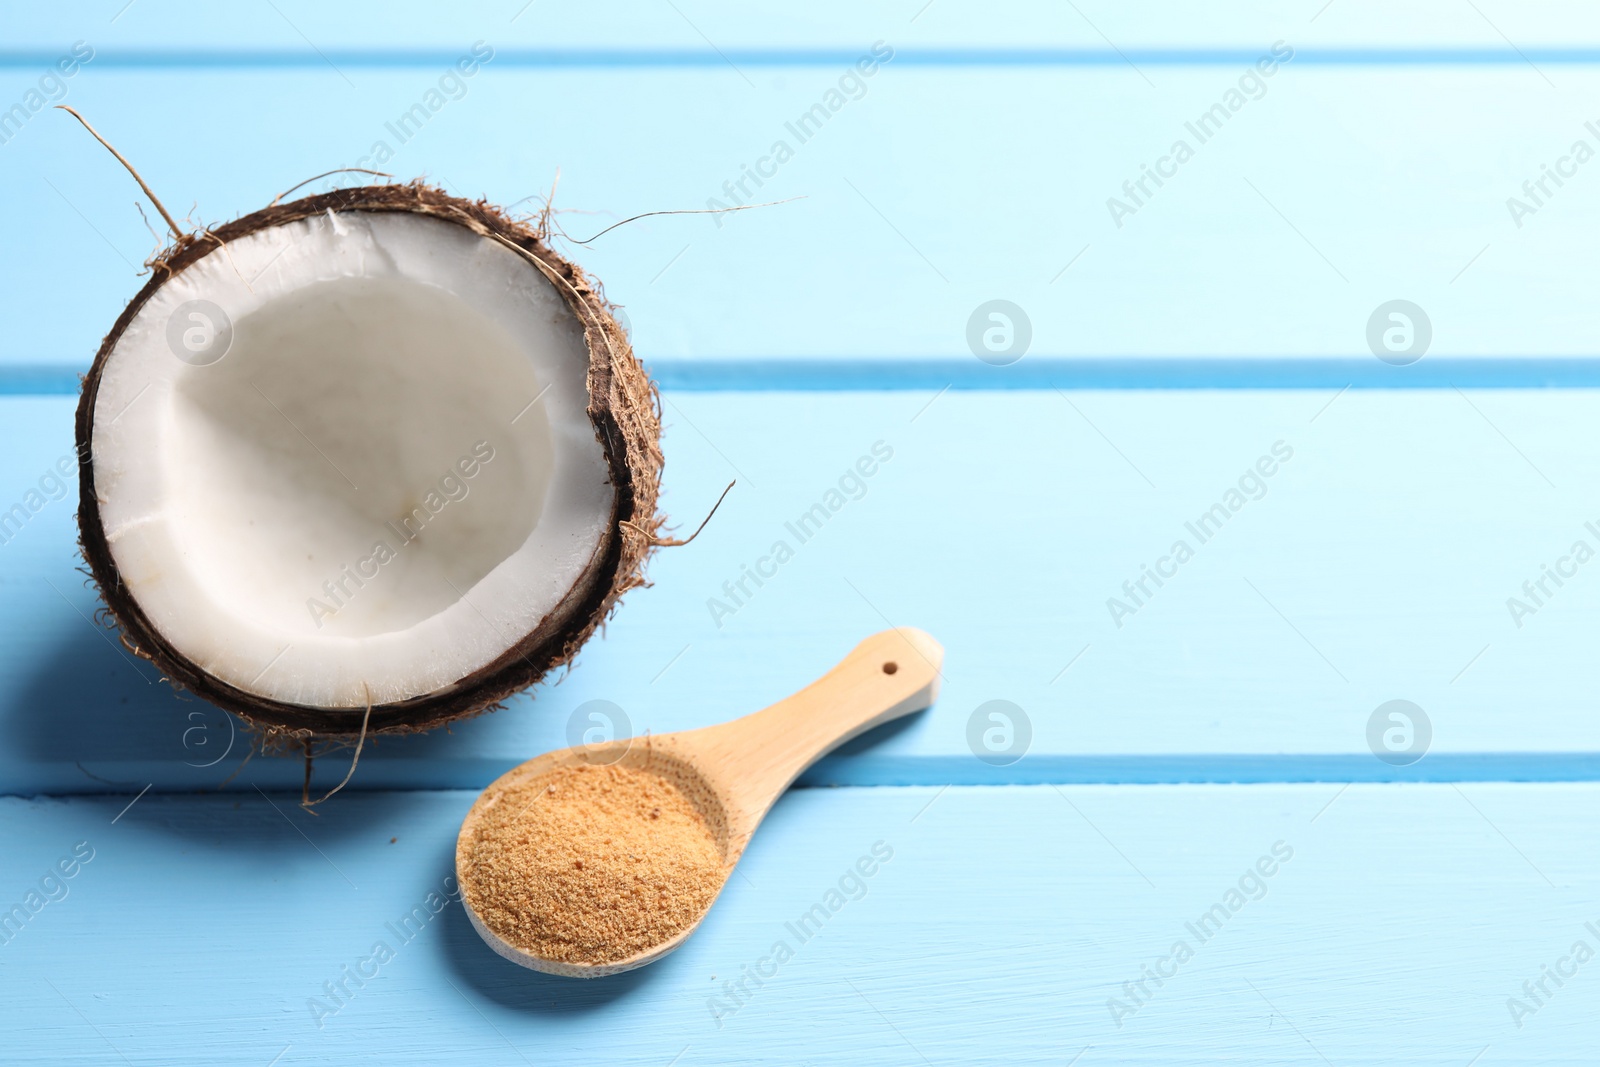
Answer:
[89, 210, 613, 709]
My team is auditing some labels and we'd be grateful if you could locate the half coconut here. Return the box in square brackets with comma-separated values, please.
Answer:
[77, 183, 663, 737]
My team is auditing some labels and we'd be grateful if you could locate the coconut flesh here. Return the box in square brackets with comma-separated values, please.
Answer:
[77, 186, 662, 736]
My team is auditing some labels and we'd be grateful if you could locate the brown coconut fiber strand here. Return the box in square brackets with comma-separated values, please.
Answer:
[461, 763, 724, 965]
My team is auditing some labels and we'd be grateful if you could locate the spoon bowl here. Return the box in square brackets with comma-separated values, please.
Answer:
[456, 627, 944, 977]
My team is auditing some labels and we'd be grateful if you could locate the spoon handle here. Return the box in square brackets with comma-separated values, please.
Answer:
[709, 627, 944, 823]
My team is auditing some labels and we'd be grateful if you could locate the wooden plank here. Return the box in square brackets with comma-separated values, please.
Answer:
[7, 1, 1600, 52]
[1, 783, 1593, 1064]
[6, 62, 1600, 371]
[5, 387, 1600, 794]
[22, 356, 1600, 399]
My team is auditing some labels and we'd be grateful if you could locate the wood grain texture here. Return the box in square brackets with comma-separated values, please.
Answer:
[3, 386, 1598, 795]
[1, 784, 1594, 1065]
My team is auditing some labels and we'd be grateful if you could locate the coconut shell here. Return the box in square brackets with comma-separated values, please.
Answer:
[75, 182, 665, 740]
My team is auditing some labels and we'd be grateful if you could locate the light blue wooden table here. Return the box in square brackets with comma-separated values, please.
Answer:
[4, 3, 1600, 1063]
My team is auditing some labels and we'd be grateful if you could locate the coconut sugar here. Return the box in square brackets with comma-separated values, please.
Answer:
[462, 762, 724, 965]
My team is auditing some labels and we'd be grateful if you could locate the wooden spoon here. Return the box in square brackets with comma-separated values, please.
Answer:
[455, 626, 944, 977]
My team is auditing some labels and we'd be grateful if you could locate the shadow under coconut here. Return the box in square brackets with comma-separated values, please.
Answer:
[8, 610, 523, 794]
[10, 617, 206, 773]
[8, 623, 468, 847]
[101, 784, 461, 857]
[11, 620, 309, 795]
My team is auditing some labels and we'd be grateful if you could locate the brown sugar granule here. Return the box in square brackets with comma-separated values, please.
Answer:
[463, 762, 724, 965]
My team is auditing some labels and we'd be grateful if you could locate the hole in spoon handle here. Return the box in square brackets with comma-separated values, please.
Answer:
[736, 627, 944, 790]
